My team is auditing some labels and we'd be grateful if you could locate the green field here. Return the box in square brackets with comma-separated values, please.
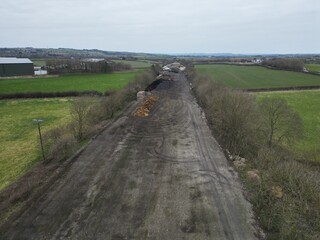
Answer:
[0, 98, 74, 190]
[196, 64, 320, 89]
[257, 90, 320, 160]
[31, 59, 46, 67]
[306, 64, 320, 73]
[112, 60, 156, 68]
[0, 71, 142, 94]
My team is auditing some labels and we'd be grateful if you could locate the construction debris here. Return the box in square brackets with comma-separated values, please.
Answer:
[156, 72, 173, 81]
[134, 95, 159, 117]
[162, 62, 186, 72]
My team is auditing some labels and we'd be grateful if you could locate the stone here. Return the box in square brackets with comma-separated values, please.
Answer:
[233, 157, 246, 168]
[137, 91, 145, 101]
[246, 170, 261, 182]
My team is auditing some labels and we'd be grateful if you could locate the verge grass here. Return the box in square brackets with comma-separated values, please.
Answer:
[0, 98, 73, 190]
[195, 64, 320, 89]
[0, 71, 143, 94]
[257, 90, 320, 161]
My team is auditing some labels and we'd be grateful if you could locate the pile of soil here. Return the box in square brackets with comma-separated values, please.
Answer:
[134, 95, 159, 117]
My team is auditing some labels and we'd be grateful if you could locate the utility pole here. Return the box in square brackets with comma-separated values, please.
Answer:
[33, 119, 45, 161]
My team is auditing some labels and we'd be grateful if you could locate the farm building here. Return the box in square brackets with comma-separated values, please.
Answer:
[0, 58, 34, 77]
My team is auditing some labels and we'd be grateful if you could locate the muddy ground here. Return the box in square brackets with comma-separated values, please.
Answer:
[1, 73, 260, 240]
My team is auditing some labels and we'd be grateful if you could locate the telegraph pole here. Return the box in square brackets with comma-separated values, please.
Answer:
[33, 119, 45, 161]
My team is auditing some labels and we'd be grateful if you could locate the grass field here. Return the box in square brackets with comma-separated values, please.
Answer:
[0, 71, 143, 94]
[31, 59, 46, 67]
[257, 90, 320, 160]
[306, 64, 320, 73]
[196, 64, 320, 89]
[0, 98, 74, 191]
[112, 60, 157, 68]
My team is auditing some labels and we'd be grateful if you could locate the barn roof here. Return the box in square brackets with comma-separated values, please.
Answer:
[0, 57, 33, 64]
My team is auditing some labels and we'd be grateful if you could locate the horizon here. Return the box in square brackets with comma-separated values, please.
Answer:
[1, 46, 319, 56]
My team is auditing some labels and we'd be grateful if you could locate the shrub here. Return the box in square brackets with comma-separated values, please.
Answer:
[191, 74, 261, 157]
[43, 125, 77, 162]
[47, 134, 77, 162]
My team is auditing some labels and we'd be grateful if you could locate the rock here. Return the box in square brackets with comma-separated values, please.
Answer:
[246, 170, 261, 182]
[233, 157, 246, 169]
[226, 150, 234, 161]
[271, 186, 284, 199]
[137, 91, 145, 101]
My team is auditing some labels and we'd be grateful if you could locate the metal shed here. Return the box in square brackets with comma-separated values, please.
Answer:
[0, 58, 34, 77]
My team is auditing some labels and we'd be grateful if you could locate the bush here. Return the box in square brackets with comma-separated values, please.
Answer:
[47, 134, 77, 161]
[191, 74, 261, 157]
[43, 125, 77, 162]
[250, 151, 320, 240]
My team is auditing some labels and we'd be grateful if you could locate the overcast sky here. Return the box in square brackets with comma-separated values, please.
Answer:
[1, 0, 319, 54]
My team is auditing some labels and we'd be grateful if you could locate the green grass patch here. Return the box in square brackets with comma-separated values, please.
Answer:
[306, 64, 320, 73]
[0, 98, 73, 190]
[0, 71, 143, 94]
[257, 90, 320, 160]
[112, 60, 157, 69]
[196, 64, 320, 89]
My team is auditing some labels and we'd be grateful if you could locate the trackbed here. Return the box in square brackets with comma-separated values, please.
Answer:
[1, 73, 259, 239]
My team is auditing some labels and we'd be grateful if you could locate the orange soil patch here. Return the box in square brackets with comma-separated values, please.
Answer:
[134, 95, 159, 117]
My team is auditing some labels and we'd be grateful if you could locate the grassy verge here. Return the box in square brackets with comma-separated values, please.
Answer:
[0, 98, 73, 191]
[257, 90, 320, 161]
[0, 71, 143, 94]
[195, 64, 320, 89]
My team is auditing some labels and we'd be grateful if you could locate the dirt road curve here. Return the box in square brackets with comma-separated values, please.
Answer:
[1, 73, 260, 240]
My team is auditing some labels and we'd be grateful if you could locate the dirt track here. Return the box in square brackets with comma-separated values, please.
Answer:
[1, 73, 260, 239]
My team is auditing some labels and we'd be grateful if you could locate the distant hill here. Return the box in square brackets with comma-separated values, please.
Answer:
[0, 47, 318, 60]
[0, 47, 169, 60]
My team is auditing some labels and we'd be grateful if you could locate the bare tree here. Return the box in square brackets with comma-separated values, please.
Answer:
[70, 97, 91, 140]
[259, 97, 303, 147]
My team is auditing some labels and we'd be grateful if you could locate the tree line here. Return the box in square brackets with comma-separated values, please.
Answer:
[45, 59, 132, 74]
[262, 58, 305, 72]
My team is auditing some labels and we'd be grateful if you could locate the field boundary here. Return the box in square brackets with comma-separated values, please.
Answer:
[0, 75, 59, 80]
[246, 85, 320, 92]
[0, 90, 103, 99]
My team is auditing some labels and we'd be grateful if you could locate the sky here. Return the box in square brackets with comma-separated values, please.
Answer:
[1, 0, 319, 54]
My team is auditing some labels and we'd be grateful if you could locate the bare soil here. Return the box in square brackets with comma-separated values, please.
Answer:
[1, 73, 260, 239]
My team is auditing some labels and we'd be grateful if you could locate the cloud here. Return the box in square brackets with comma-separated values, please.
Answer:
[1, 0, 319, 53]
